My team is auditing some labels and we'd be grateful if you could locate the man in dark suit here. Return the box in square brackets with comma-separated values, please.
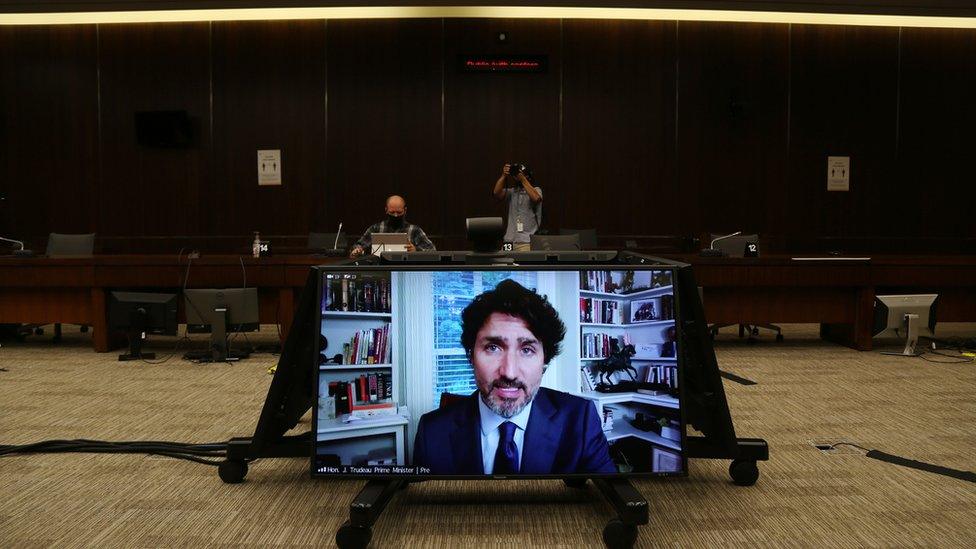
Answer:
[413, 279, 616, 475]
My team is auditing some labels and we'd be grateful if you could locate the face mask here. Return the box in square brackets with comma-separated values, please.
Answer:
[386, 214, 405, 228]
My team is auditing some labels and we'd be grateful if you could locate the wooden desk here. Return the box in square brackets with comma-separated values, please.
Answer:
[0, 254, 336, 352]
[667, 254, 976, 351]
[3, 253, 973, 352]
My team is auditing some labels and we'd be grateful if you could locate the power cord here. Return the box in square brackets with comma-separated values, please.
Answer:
[0, 439, 230, 466]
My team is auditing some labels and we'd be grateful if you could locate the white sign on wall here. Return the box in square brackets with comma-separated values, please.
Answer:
[257, 149, 282, 186]
[827, 156, 850, 192]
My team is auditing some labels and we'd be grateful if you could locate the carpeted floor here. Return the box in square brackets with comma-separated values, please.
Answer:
[1, 323, 974, 547]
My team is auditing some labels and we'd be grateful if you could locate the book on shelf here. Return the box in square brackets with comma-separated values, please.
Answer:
[579, 297, 622, 324]
[324, 276, 392, 313]
[643, 364, 678, 390]
[580, 367, 597, 391]
[581, 270, 615, 293]
[580, 332, 632, 359]
[601, 407, 614, 432]
[341, 324, 391, 365]
[350, 401, 399, 418]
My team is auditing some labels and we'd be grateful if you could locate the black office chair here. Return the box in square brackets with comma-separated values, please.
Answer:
[530, 233, 580, 251]
[559, 228, 598, 250]
[705, 234, 782, 342]
[308, 232, 348, 256]
[44, 233, 96, 342]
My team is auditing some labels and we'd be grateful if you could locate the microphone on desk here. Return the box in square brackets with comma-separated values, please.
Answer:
[316, 222, 347, 257]
[700, 231, 741, 257]
[0, 236, 34, 257]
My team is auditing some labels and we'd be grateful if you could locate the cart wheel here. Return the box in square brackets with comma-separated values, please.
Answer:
[776, 333, 784, 342]
[729, 459, 759, 486]
[602, 519, 638, 549]
[751, 327, 760, 336]
[217, 459, 248, 484]
[336, 521, 372, 549]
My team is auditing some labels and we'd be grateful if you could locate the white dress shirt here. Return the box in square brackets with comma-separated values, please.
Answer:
[478, 395, 534, 474]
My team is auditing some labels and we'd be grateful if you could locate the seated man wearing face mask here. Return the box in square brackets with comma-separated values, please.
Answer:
[349, 195, 436, 258]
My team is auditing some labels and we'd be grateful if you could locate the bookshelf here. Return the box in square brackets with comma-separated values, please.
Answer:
[577, 269, 683, 472]
[316, 272, 406, 467]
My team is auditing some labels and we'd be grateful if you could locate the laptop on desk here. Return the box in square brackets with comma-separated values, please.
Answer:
[370, 233, 410, 255]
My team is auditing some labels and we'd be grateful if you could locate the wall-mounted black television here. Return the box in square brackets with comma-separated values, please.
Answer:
[312, 264, 690, 479]
[134, 110, 194, 148]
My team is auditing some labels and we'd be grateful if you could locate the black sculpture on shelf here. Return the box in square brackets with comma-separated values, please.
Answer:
[594, 343, 638, 392]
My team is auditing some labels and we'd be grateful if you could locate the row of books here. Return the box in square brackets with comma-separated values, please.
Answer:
[580, 270, 616, 293]
[580, 297, 623, 325]
[581, 332, 629, 359]
[323, 276, 391, 313]
[327, 374, 395, 415]
[643, 364, 679, 389]
[339, 325, 391, 365]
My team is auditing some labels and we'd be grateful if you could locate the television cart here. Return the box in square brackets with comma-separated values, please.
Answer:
[217, 252, 768, 549]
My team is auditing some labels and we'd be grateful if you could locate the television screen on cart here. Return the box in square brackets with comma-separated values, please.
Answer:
[311, 265, 689, 479]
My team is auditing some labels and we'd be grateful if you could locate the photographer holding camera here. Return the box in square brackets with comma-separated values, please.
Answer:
[492, 163, 543, 252]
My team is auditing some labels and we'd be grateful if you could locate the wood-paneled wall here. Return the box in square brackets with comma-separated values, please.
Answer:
[1, 19, 974, 253]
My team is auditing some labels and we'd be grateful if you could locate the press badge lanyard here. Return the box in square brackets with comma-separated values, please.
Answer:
[515, 188, 540, 233]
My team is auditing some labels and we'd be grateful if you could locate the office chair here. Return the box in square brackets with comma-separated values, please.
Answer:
[46, 232, 96, 258]
[308, 231, 348, 255]
[439, 392, 466, 409]
[705, 234, 783, 342]
[530, 233, 581, 251]
[559, 228, 598, 250]
[43, 233, 96, 342]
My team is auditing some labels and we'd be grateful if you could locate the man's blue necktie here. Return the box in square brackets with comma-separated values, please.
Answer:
[493, 421, 520, 474]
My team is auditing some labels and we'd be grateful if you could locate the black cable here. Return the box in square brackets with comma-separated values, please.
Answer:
[0, 439, 231, 466]
[829, 442, 871, 453]
[138, 249, 196, 364]
[917, 349, 974, 364]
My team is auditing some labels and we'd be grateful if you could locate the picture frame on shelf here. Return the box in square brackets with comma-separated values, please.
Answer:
[630, 297, 661, 323]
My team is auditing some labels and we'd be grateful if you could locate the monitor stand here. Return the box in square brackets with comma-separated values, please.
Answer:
[183, 307, 251, 363]
[118, 308, 156, 361]
[882, 313, 923, 357]
[334, 477, 648, 549]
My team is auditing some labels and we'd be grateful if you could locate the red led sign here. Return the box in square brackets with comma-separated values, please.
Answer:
[459, 55, 548, 73]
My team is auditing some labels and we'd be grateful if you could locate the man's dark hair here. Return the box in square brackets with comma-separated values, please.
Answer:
[461, 279, 566, 364]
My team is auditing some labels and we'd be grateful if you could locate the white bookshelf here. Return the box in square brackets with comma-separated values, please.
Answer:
[316, 273, 407, 467]
[577, 269, 682, 467]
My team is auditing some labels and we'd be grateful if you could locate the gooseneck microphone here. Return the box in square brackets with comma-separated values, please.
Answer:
[333, 222, 343, 250]
[709, 231, 742, 250]
[700, 231, 741, 257]
[0, 236, 34, 257]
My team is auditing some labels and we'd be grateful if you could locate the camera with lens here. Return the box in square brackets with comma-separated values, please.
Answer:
[507, 163, 532, 184]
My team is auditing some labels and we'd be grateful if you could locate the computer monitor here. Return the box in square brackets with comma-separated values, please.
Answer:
[313, 263, 692, 479]
[184, 288, 259, 363]
[108, 291, 178, 361]
[370, 233, 410, 255]
[873, 294, 938, 356]
[530, 233, 581, 251]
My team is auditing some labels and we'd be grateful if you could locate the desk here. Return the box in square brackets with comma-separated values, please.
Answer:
[0, 255, 337, 352]
[3, 253, 974, 352]
[667, 254, 976, 351]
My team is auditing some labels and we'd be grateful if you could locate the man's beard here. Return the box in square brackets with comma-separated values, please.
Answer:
[480, 379, 538, 418]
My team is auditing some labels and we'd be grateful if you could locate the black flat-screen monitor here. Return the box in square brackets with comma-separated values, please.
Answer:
[184, 288, 259, 363]
[134, 110, 194, 148]
[312, 265, 688, 479]
[108, 291, 178, 361]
